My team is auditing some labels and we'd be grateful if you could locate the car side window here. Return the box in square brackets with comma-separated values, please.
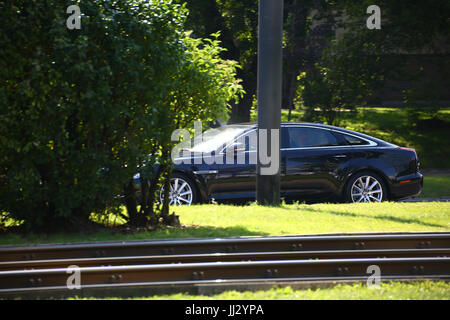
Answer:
[233, 129, 288, 151]
[229, 127, 288, 151]
[332, 131, 370, 146]
[343, 134, 370, 146]
[287, 127, 339, 148]
[244, 130, 258, 151]
[230, 130, 257, 152]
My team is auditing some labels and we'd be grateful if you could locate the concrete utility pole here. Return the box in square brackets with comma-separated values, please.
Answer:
[256, 0, 283, 205]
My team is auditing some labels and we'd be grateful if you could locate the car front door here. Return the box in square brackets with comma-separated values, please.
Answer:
[210, 128, 289, 202]
[281, 126, 353, 201]
[208, 129, 258, 201]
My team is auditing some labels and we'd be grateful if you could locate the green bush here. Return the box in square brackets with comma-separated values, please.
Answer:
[0, 1, 243, 232]
[0, 0, 187, 231]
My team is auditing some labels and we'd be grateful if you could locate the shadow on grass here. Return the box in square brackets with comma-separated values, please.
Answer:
[281, 205, 447, 229]
[141, 225, 269, 240]
[0, 225, 269, 246]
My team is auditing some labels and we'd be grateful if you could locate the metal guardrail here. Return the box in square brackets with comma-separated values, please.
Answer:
[1, 248, 449, 271]
[1, 232, 449, 261]
[0, 232, 449, 298]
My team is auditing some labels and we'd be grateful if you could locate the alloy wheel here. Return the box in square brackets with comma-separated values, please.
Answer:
[350, 175, 383, 203]
[160, 177, 193, 206]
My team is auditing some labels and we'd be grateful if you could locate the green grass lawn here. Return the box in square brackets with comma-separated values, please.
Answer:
[339, 108, 450, 169]
[3, 202, 449, 300]
[172, 202, 450, 237]
[2, 108, 448, 300]
[252, 107, 450, 169]
[420, 176, 450, 198]
[1, 202, 449, 245]
[87, 281, 449, 300]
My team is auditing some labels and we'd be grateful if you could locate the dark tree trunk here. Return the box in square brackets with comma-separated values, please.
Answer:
[124, 179, 141, 227]
[286, 72, 298, 121]
[229, 76, 257, 124]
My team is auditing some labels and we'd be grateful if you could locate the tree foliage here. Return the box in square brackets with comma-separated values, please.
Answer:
[297, 0, 449, 125]
[178, 0, 258, 123]
[0, 0, 242, 231]
[125, 32, 244, 228]
[180, 1, 449, 125]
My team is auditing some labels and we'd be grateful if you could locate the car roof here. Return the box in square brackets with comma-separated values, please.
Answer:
[224, 122, 394, 147]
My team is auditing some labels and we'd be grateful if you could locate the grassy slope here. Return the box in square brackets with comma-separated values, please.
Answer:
[173, 202, 450, 236]
[340, 108, 450, 169]
[4, 202, 449, 300]
[1, 202, 449, 245]
[420, 176, 450, 198]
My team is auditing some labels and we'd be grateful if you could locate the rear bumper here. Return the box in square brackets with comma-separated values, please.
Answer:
[390, 172, 423, 200]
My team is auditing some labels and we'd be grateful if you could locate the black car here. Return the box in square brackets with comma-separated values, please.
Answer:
[136, 122, 423, 205]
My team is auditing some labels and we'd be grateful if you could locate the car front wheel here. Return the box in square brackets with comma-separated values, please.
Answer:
[160, 173, 197, 206]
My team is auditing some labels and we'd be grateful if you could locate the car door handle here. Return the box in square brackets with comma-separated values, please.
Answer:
[193, 170, 218, 175]
[333, 154, 347, 158]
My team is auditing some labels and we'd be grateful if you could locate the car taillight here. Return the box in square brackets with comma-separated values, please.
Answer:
[399, 147, 419, 172]
[399, 147, 416, 153]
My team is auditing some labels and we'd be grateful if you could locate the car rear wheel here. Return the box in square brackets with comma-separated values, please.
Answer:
[160, 173, 197, 206]
[345, 171, 387, 203]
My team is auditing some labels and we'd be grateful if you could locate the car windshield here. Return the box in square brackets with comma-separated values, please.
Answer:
[187, 126, 249, 153]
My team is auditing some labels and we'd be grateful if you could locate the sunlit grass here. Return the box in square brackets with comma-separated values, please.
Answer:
[173, 201, 450, 236]
[72, 281, 450, 300]
[420, 176, 450, 198]
[1, 202, 448, 245]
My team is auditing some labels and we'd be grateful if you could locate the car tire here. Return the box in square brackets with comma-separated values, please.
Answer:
[344, 171, 387, 203]
[160, 173, 198, 206]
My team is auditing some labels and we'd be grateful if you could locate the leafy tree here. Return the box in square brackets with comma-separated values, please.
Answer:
[0, 0, 187, 231]
[0, 0, 243, 231]
[171, 33, 244, 129]
[125, 32, 244, 227]
[298, 0, 449, 125]
[181, 0, 333, 122]
[284, 0, 351, 122]
[403, 58, 450, 127]
[179, 1, 449, 125]
[299, 29, 400, 125]
[179, 0, 258, 123]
